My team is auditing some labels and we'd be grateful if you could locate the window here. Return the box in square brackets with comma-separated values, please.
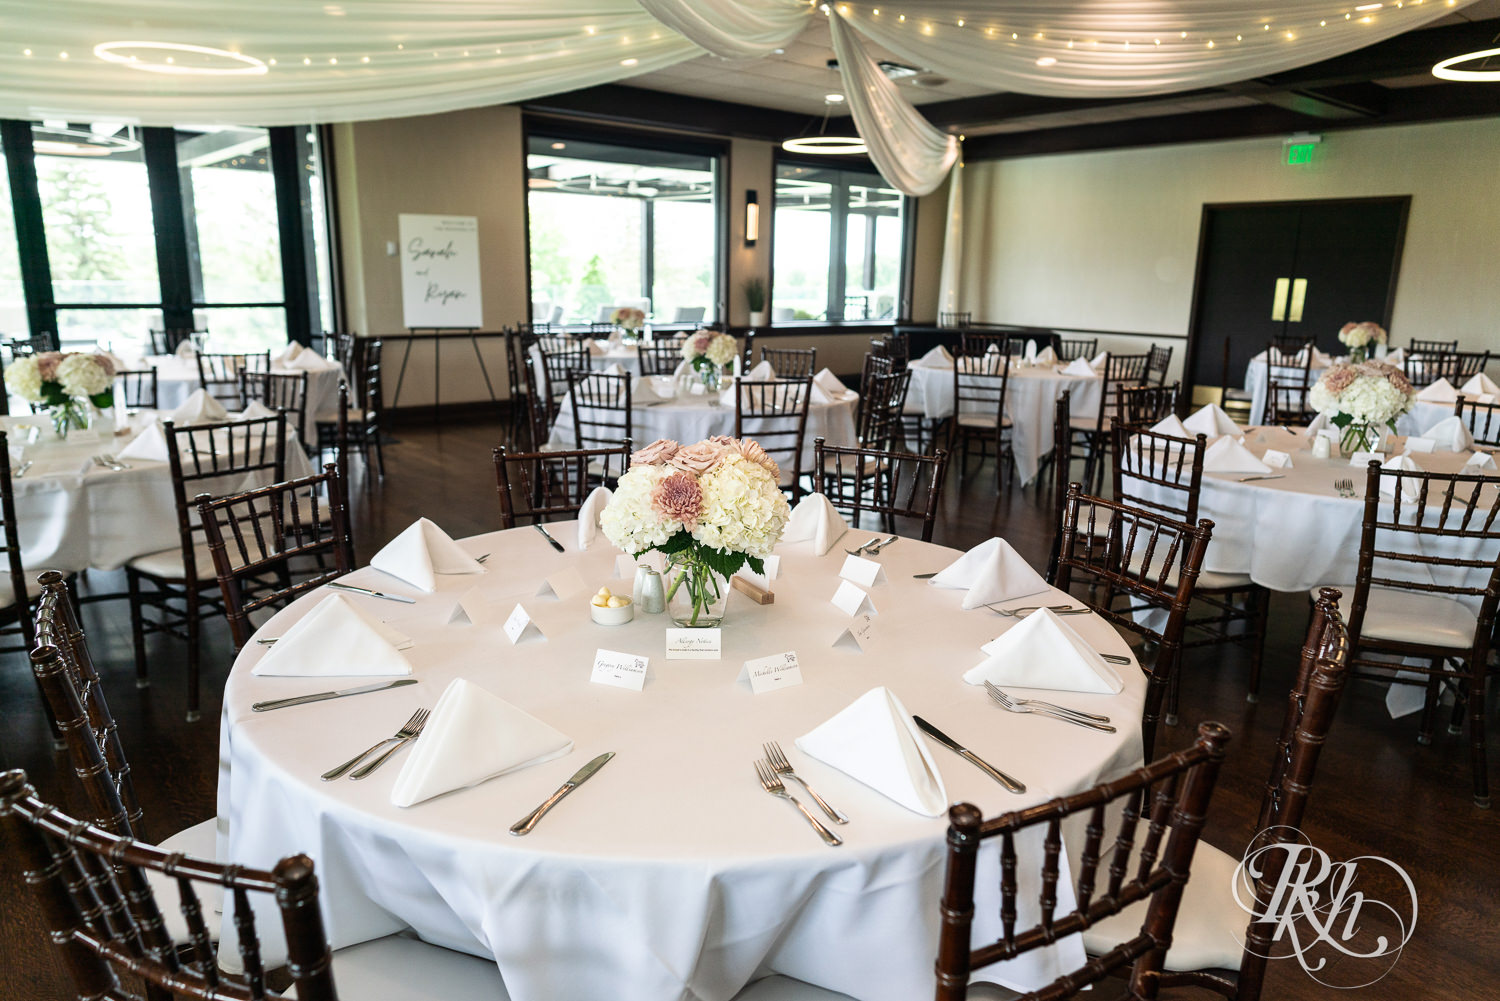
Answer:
[772, 162, 905, 323]
[0, 149, 24, 337]
[527, 134, 719, 326]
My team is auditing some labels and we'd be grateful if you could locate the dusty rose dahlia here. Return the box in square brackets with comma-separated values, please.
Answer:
[733, 438, 779, 480]
[650, 471, 703, 529]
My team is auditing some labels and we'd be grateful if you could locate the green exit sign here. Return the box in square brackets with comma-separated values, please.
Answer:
[1286, 143, 1316, 165]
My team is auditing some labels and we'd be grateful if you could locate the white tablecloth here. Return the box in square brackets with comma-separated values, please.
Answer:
[218, 528, 1147, 1001]
[906, 360, 1104, 486]
[4, 411, 314, 573]
[144, 355, 345, 447]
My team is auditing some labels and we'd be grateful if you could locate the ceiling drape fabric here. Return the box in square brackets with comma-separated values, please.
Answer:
[634, 0, 813, 60]
[937, 153, 963, 314]
[828, 9, 958, 197]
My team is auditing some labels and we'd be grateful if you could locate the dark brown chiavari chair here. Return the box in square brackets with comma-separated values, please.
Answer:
[197, 464, 355, 653]
[1451, 350, 1490, 384]
[197, 351, 271, 408]
[950, 334, 1013, 488]
[242, 370, 311, 445]
[503, 326, 531, 442]
[758, 345, 816, 379]
[1116, 382, 1179, 426]
[1269, 331, 1312, 356]
[113, 368, 159, 410]
[518, 344, 553, 451]
[1057, 337, 1098, 362]
[315, 339, 383, 477]
[854, 362, 908, 451]
[1046, 390, 1076, 581]
[1263, 339, 1316, 424]
[1454, 395, 1500, 448]
[1145, 344, 1173, 386]
[1324, 461, 1500, 806]
[149, 327, 206, 355]
[735, 377, 812, 502]
[538, 340, 591, 424]
[813, 437, 948, 541]
[7, 332, 55, 357]
[938, 310, 971, 328]
[639, 339, 685, 376]
[1404, 350, 1457, 387]
[1050, 484, 1214, 758]
[934, 722, 1233, 1001]
[567, 371, 633, 453]
[125, 413, 288, 721]
[493, 443, 633, 528]
[1073, 352, 1149, 494]
[0, 431, 33, 655]
[1408, 337, 1458, 356]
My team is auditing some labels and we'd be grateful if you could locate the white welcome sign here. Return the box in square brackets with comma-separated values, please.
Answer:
[398, 214, 483, 329]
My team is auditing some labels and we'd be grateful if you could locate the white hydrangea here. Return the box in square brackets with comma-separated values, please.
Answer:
[704, 333, 737, 367]
[600, 464, 678, 555]
[692, 453, 790, 558]
[56, 354, 111, 398]
[1337, 375, 1411, 425]
[3, 356, 43, 403]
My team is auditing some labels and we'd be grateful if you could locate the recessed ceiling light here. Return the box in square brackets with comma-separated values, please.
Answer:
[1036, 56, 1057, 66]
[621, 57, 638, 66]
[825, 93, 845, 103]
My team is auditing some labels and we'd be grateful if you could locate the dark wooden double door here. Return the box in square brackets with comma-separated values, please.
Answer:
[1187, 196, 1410, 391]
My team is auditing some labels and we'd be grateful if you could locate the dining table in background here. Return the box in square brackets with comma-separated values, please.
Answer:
[142, 353, 345, 448]
[1241, 348, 1334, 426]
[217, 526, 1147, 1001]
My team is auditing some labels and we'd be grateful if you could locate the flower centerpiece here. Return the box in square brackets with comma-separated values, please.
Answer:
[1307, 360, 1415, 455]
[601, 436, 790, 627]
[1338, 321, 1387, 364]
[679, 329, 738, 392]
[610, 306, 646, 345]
[3, 351, 115, 438]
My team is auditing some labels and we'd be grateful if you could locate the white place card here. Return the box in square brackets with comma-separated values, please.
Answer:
[839, 554, 887, 588]
[502, 603, 545, 644]
[735, 554, 779, 592]
[537, 568, 587, 600]
[590, 648, 649, 691]
[832, 614, 876, 652]
[1261, 449, 1293, 469]
[665, 628, 721, 660]
[1464, 451, 1496, 469]
[1402, 437, 1436, 454]
[738, 651, 803, 694]
[830, 579, 877, 617]
[448, 587, 500, 626]
[1348, 451, 1387, 467]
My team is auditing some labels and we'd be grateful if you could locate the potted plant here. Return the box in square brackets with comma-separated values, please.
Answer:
[743, 277, 767, 327]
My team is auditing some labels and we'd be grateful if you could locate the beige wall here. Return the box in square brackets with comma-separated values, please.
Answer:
[954, 117, 1500, 382]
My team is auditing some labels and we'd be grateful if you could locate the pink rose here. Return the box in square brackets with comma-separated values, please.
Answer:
[691, 333, 714, 355]
[1340, 322, 1358, 336]
[631, 439, 680, 466]
[671, 439, 726, 475]
[650, 470, 703, 530]
[1322, 365, 1358, 395]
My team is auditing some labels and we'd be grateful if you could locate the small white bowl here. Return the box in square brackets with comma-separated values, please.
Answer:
[590, 600, 635, 626]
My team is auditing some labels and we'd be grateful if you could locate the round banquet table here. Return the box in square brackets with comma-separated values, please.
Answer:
[219, 527, 1148, 1001]
[906, 359, 1105, 486]
[143, 354, 346, 448]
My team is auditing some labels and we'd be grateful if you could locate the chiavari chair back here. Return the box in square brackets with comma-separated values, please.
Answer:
[1145, 344, 1173, 386]
[149, 327, 206, 355]
[1116, 382, 1179, 426]
[197, 351, 270, 408]
[1269, 331, 1313, 356]
[935, 722, 1233, 1001]
[242, 370, 310, 443]
[503, 327, 531, 441]
[938, 311, 971, 328]
[951, 334, 1013, 487]
[1451, 350, 1490, 383]
[1408, 337, 1458, 356]
[567, 371, 633, 452]
[493, 443, 633, 528]
[0, 431, 32, 653]
[1070, 352, 1149, 494]
[114, 368, 159, 410]
[1057, 337, 1098, 362]
[1404, 350, 1457, 387]
[735, 377, 812, 500]
[1111, 424, 1207, 524]
[813, 438, 948, 541]
[759, 346, 816, 379]
[639, 340, 685, 376]
[538, 340, 591, 416]
[1454, 395, 1500, 448]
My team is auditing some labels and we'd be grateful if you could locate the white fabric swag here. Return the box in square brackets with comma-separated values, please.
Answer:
[635, 0, 813, 61]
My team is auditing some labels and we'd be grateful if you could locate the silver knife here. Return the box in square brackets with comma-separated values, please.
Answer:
[913, 716, 1026, 794]
[533, 522, 566, 553]
[327, 581, 417, 603]
[252, 678, 418, 712]
[509, 752, 615, 835]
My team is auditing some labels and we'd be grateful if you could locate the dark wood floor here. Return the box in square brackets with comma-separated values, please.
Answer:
[2, 418, 1497, 1000]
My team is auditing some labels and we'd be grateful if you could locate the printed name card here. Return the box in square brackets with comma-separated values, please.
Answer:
[502, 603, 545, 644]
[665, 628, 721, 660]
[590, 648, 649, 691]
[537, 568, 587, 600]
[1348, 451, 1387, 467]
[1402, 437, 1436, 454]
[739, 651, 803, 694]
[1260, 449, 1293, 469]
[831, 579, 877, 617]
[832, 614, 876, 652]
[839, 554, 887, 588]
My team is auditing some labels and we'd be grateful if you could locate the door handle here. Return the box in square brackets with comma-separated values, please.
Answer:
[1289, 278, 1308, 323]
[1271, 277, 1290, 322]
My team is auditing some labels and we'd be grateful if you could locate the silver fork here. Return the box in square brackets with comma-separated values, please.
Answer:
[985, 603, 1089, 617]
[754, 760, 842, 846]
[982, 681, 1111, 723]
[764, 741, 847, 824]
[93, 454, 130, 471]
[862, 535, 900, 555]
[322, 709, 429, 781]
[1334, 478, 1355, 498]
[985, 685, 1116, 732]
[843, 538, 876, 556]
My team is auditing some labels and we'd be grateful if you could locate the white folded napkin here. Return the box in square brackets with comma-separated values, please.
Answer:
[174, 339, 197, 360]
[1203, 436, 1272, 474]
[168, 388, 228, 427]
[600, 361, 628, 377]
[1303, 412, 1331, 437]
[1061, 358, 1096, 378]
[913, 345, 954, 369]
[779, 492, 849, 556]
[965, 608, 1124, 694]
[1089, 350, 1108, 372]
[1464, 451, 1496, 470]
[741, 360, 773, 381]
[1149, 414, 1191, 439]
[1034, 345, 1057, 366]
[252, 594, 412, 677]
[810, 368, 850, 406]
[1419, 415, 1473, 452]
[285, 350, 336, 372]
[1462, 373, 1500, 398]
[116, 422, 170, 462]
[1023, 340, 1037, 363]
[632, 376, 667, 403]
[587, 341, 606, 357]
[390, 678, 573, 808]
[1416, 378, 1458, 403]
[370, 517, 486, 592]
[1381, 347, 1405, 367]
[1183, 403, 1241, 439]
[577, 486, 613, 549]
[236, 400, 279, 421]
[272, 342, 304, 366]
[1378, 454, 1422, 499]
[930, 537, 1049, 610]
[795, 687, 947, 817]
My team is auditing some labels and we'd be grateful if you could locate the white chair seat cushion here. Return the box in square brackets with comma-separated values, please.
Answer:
[299, 931, 509, 1000]
[128, 543, 217, 580]
[1069, 415, 1112, 433]
[148, 818, 221, 944]
[1126, 551, 1254, 592]
[957, 413, 1012, 429]
[1082, 842, 1246, 972]
[1309, 584, 1477, 649]
[822, 454, 881, 476]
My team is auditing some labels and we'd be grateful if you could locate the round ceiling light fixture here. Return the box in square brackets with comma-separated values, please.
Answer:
[94, 41, 269, 76]
[781, 136, 867, 154]
[1431, 46, 1500, 81]
[31, 125, 142, 157]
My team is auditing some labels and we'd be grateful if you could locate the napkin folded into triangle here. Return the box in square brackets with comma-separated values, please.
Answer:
[1378, 454, 1423, 499]
[780, 492, 849, 556]
[390, 678, 573, 808]
[237, 400, 279, 421]
[913, 345, 953, 369]
[587, 341, 606, 357]
[285, 350, 335, 372]
[930, 537, 1049, 610]
[745, 360, 776, 381]
[1462, 373, 1500, 398]
[632, 376, 670, 403]
[1089, 351, 1109, 372]
[1202, 436, 1271, 474]
[370, 518, 486, 592]
[1034, 346, 1057, 366]
[1416, 377, 1458, 403]
[965, 608, 1125, 694]
[795, 687, 947, 817]
[1023, 340, 1037, 363]
[252, 593, 412, 677]
[272, 342, 304, 366]
[1418, 415, 1473, 452]
[1183, 403, 1241, 439]
[1148, 414, 1191, 439]
[168, 388, 228, 427]
[1061, 358, 1096, 378]
[116, 422, 170, 462]
[577, 486, 613, 549]
[1303, 412, 1331, 437]
[600, 361, 628, 378]
[810, 368, 850, 405]
[174, 339, 197, 360]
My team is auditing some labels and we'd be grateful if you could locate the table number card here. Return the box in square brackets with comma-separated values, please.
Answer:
[735, 554, 781, 591]
[1261, 449, 1293, 469]
[537, 568, 587, 601]
[830, 579, 877, 617]
[665, 628, 721, 660]
[502, 603, 546, 645]
[832, 614, 876, 652]
[839, 554, 887, 588]
[590, 649, 649, 691]
[738, 651, 803, 694]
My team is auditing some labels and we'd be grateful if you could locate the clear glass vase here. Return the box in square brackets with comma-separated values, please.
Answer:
[698, 364, 723, 393]
[665, 552, 729, 628]
[1348, 346, 1369, 364]
[1340, 420, 1380, 455]
[47, 400, 92, 440]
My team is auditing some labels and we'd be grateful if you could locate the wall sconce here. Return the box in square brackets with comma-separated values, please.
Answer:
[744, 190, 759, 247]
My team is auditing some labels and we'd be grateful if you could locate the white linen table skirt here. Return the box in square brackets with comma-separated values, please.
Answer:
[218, 528, 1147, 1001]
[145, 355, 345, 447]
